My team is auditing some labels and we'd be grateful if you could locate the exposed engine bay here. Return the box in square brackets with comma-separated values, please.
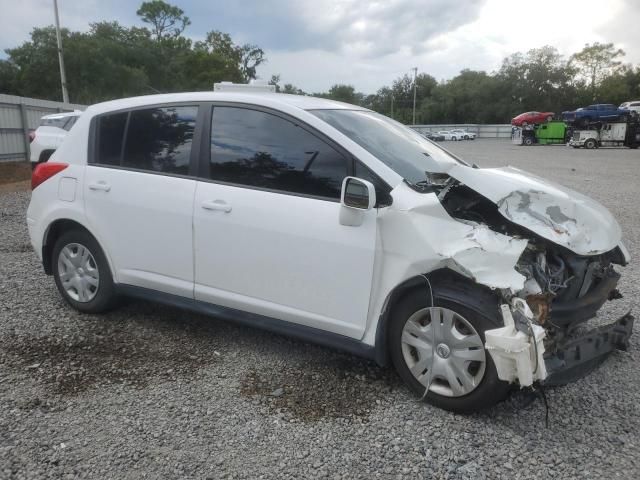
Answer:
[434, 176, 634, 386]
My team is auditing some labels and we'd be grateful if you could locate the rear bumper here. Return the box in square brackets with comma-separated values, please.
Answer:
[543, 312, 634, 386]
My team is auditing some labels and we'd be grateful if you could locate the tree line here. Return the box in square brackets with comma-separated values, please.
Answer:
[1, 1, 639, 124]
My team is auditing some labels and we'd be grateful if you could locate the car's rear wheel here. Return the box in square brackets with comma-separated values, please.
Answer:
[389, 281, 510, 412]
[52, 230, 118, 313]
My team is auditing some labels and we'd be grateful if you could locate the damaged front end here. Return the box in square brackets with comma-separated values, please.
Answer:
[436, 166, 634, 387]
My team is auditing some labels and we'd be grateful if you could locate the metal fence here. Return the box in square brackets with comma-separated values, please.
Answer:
[0, 94, 85, 163]
[411, 124, 513, 138]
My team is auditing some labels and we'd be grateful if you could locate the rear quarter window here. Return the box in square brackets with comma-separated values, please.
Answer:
[96, 112, 128, 166]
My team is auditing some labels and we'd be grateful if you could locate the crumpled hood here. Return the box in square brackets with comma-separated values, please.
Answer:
[447, 165, 622, 255]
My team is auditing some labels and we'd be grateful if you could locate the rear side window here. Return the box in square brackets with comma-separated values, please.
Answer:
[96, 112, 128, 166]
[209, 107, 348, 199]
[122, 106, 197, 175]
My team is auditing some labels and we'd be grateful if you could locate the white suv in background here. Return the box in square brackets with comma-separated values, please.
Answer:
[619, 101, 640, 116]
[30, 111, 81, 168]
[26, 88, 632, 412]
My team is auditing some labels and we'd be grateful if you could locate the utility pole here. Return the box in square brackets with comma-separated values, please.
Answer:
[53, 0, 69, 103]
[411, 67, 418, 125]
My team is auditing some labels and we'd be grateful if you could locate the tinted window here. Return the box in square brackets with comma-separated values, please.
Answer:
[96, 112, 128, 166]
[354, 161, 391, 207]
[122, 106, 197, 175]
[63, 116, 78, 131]
[210, 107, 348, 199]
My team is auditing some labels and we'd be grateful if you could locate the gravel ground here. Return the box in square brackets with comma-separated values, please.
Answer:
[1, 139, 639, 479]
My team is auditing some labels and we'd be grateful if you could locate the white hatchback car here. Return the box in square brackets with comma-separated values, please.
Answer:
[30, 111, 81, 168]
[27, 89, 633, 412]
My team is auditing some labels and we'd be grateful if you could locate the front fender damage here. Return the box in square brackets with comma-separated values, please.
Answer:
[375, 181, 632, 388]
[372, 185, 547, 386]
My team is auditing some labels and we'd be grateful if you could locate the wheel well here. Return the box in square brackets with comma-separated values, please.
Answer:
[373, 269, 499, 367]
[42, 219, 94, 275]
[38, 149, 55, 164]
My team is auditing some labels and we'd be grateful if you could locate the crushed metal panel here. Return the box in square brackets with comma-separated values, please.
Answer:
[448, 165, 622, 255]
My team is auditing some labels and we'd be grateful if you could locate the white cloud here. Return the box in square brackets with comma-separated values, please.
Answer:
[2, 0, 638, 95]
[258, 0, 635, 93]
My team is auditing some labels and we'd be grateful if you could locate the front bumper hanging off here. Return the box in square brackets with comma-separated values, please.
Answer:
[543, 312, 634, 386]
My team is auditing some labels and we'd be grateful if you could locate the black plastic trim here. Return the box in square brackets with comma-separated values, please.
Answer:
[550, 269, 621, 326]
[544, 311, 634, 386]
[116, 284, 378, 362]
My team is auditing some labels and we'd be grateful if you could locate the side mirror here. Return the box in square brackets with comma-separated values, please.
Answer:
[339, 177, 376, 226]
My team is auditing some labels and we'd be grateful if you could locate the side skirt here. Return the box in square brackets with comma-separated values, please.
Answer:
[116, 284, 378, 362]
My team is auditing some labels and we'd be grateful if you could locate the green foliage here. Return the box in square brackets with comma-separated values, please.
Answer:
[1, 0, 638, 125]
[1, 2, 258, 103]
[570, 42, 625, 98]
[194, 31, 265, 81]
[136, 0, 191, 41]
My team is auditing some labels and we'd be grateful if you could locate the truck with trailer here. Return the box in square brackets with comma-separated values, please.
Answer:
[512, 121, 569, 146]
[569, 117, 640, 149]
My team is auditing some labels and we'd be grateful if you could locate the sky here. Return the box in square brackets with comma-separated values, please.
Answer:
[1, 0, 639, 94]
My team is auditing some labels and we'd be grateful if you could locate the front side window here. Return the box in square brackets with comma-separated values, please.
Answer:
[122, 106, 197, 175]
[209, 107, 348, 199]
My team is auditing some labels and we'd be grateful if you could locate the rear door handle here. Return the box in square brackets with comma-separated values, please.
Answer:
[201, 199, 232, 213]
[88, 182, 111, 192]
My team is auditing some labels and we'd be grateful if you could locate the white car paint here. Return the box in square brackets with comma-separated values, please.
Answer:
[436, 130, 461, 141]
[29, 111, 81, 166]
[450, 129, 476, 140]
[26, 90, 630, 391]
[619, 101, 640, 115]
[447, 165, 623, 256]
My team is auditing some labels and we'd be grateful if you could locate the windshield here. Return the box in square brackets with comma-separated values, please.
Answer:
[310, 109, 468, 184]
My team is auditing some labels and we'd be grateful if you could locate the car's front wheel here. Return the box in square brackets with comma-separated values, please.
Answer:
[52, 229, 118, 313]
[389, 280, 510, 412]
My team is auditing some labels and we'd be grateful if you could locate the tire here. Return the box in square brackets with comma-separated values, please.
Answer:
[584, 139, 597, 149]
[52, 229, 118, 313]
[464, 135, 469, 140]
[388, 279, 510, 413]
[523, 137, 534, 146]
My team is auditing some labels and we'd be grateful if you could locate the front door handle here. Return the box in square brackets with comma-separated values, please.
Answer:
[201, 199, 232, 213]
[88, 182, 111, 192]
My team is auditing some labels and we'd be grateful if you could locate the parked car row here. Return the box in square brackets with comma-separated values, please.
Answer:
[423, 129, 476, 141]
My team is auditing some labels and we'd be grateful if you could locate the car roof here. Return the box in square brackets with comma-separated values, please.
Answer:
[85, 92, 369, 116]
